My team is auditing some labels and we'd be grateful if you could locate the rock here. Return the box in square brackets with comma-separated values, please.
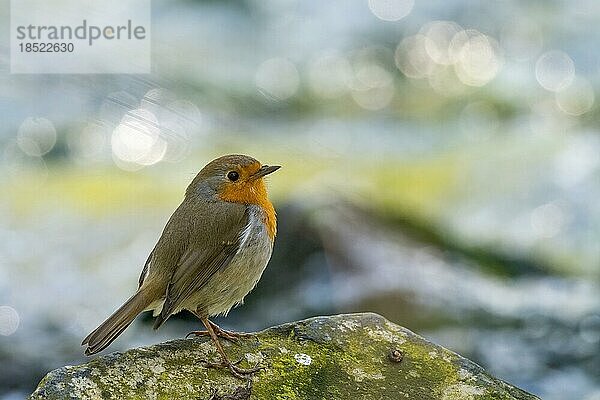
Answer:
[29, 313, 539, 400]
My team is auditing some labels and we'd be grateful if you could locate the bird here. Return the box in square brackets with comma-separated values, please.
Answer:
[82, 154, 280, 378]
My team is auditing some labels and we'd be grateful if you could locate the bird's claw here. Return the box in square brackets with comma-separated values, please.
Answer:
[186, 328, 254, 343]
[186, 330, 218, 340]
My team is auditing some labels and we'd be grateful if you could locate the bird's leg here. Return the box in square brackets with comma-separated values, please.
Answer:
[199, 316, 262, 379]
[186, 312, 255, 342]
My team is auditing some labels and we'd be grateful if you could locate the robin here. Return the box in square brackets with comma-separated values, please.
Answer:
[82, 154, 280, 378]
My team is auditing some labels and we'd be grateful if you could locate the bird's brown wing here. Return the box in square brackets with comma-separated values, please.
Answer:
[153, 203, 249, 329]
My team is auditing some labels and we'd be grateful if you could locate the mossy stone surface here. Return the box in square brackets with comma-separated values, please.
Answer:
[29, 313, 539, 400]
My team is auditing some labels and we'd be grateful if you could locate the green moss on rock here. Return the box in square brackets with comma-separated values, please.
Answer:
[29, 313, 539, 400]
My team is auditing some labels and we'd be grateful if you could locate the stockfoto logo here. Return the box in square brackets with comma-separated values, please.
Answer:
[10, 0, 151, 74]
[15, 19, 147, 46]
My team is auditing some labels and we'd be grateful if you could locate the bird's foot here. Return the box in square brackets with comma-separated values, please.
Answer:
[186, 324, 255, 343]
[204, 357, 263, 380]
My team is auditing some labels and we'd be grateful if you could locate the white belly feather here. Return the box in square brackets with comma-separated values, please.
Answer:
[176, 204, 273, 317]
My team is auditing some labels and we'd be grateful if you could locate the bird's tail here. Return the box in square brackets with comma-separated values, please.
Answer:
[82, 286, 154, 356]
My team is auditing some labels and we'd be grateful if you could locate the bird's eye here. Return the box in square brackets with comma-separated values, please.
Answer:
[227, 171, 239, 181]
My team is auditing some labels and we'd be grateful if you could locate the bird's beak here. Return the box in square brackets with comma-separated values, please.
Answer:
[252, 165, 281, 179]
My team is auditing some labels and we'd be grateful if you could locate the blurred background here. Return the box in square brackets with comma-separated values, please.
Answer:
[1, 0, 599, 399]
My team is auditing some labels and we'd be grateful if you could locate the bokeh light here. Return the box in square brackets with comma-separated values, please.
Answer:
[16, 117, 57, 157]
[421, 21, 462, 66]
[111, 109, 164, 169]
[0, 306, 20, 336]
[350, 63, 395, 110]
[555, 77, 595, 116]
[535, 51, 575, 92]
[396, 26, 501, 88]
[255, 57, 300, 101]
[395, 34, 437, 79]
[367, 0, 414, 21]
[450, 30, 502, 87]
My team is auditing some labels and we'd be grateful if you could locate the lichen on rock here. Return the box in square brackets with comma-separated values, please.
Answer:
[29, 313, 539, 400]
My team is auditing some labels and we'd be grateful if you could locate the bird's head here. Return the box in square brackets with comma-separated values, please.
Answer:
[187, 154, 280, 207]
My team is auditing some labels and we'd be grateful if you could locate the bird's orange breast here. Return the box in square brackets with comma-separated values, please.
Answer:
[218, 179, 277, 241]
